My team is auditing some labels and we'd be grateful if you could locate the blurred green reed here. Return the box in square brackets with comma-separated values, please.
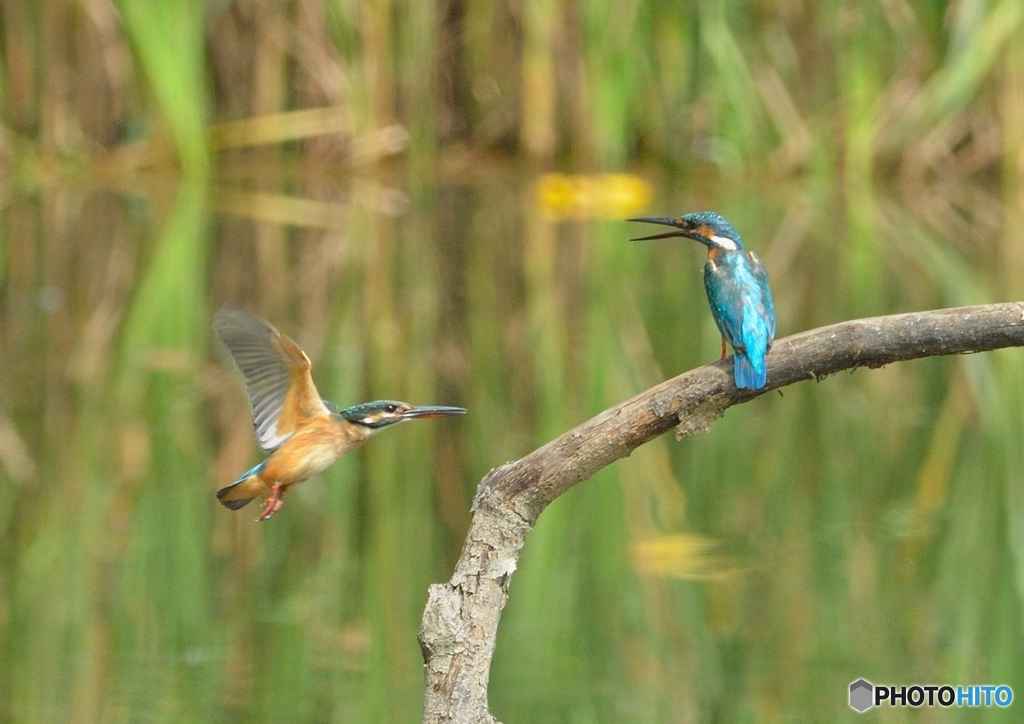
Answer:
[2, 0, 1022, 177]
[116, 0, 210, 177]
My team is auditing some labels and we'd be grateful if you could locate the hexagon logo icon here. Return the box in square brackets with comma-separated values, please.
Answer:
[849, 679, 873, 712]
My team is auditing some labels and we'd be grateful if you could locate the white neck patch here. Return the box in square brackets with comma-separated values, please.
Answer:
[710, 234, 739, 251]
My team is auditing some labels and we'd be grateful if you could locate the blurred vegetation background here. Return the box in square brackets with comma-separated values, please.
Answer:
[1, 0, 1024, 722]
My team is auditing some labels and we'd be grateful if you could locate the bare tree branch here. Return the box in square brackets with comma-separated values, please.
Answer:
[418, 302, 1024, 724]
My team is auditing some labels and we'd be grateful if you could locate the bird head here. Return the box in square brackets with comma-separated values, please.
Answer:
[340, 400, 466, 429]
[629, 211, 743, 252]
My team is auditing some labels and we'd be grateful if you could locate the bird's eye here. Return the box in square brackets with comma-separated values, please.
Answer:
[384, 404, 398, 413]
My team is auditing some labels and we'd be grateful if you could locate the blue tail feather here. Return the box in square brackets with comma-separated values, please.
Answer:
[733, 352, 767, 389]
[216, 460, 267, 510]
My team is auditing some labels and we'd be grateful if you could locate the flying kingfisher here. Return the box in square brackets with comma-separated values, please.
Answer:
[213, 306, 466, 520]
[629, 211, 776, 389]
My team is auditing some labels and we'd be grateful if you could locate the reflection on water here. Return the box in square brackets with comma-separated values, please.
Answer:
[0, 167, 1021, 722]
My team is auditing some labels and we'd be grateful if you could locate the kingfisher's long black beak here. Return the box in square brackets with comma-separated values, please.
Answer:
[400, 405, 467, 420]
[628, 217, 687, 241]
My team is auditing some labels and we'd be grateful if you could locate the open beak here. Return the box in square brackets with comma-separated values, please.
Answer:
[400, 405, 467, 419]
[627, 217, 687, 241]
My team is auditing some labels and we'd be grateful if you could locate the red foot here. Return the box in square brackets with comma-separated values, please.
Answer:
[720, 337, 728, 360]
[257, 484, 285, 521]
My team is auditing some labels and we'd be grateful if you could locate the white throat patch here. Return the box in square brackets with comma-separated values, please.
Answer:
[710, 234, 739, 251]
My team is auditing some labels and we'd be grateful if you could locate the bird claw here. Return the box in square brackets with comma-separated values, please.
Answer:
[256, 484, 285, 521]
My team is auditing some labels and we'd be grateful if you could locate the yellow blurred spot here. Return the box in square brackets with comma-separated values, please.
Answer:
[535, 173, 652, 220]
[631, 533, 744, 581]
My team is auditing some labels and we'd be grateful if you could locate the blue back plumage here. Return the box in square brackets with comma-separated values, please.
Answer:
[233, 460, 267, 485]
[704, 249, 775, 389]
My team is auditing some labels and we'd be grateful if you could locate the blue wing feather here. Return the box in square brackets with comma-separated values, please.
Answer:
[703, 251, 775, 389]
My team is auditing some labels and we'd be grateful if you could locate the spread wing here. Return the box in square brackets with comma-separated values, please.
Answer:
[213, 306, 332, 452]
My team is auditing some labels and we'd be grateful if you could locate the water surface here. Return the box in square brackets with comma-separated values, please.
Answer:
[0, 166, 1021, 722]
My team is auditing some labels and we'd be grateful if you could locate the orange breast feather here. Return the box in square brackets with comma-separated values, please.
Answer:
[261, 419, 355, 486]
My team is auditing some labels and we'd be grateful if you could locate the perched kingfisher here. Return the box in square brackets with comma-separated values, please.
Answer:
[213, 306, 466, 520]
[629, 211, 776, 389]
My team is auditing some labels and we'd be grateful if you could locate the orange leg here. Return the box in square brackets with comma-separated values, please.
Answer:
[257, 483, 286, 521]
[720, 336, 728, 360]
